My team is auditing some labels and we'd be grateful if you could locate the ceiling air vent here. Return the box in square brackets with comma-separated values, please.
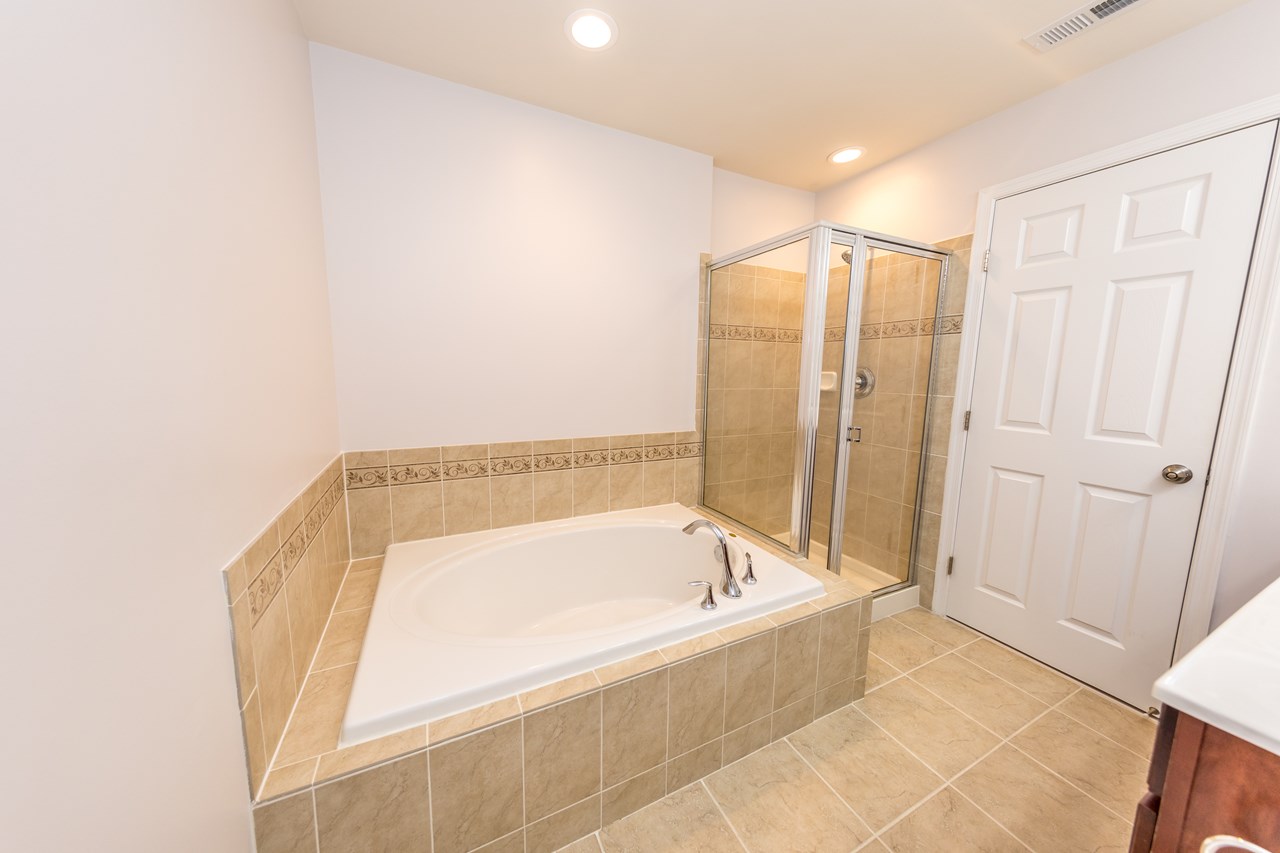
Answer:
[1023, 0, 1150, 51]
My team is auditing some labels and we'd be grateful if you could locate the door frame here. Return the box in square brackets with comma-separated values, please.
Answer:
[932, 94, 1280, 664]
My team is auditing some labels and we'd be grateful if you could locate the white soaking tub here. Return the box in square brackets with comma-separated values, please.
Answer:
[341, 503, 824, 744]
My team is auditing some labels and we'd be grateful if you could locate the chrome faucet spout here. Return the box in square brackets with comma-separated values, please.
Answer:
[681, 519, 742, 599]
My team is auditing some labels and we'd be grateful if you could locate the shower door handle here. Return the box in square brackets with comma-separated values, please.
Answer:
[847, 426, 861, 443]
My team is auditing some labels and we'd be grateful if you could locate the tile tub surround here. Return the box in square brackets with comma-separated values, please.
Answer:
[343, 434, 704, 559]
[252, 555, 872, 852]
[222, 454, 353, 797]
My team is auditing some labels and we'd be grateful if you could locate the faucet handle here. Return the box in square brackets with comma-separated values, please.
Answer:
[743, 552, 756, 585]
[688, 580, 717, 611]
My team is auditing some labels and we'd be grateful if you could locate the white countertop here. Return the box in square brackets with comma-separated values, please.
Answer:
[1154, 575, 1280, 756]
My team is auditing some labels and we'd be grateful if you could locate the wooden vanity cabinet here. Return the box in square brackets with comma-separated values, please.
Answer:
[1130, 706, 1280, 853]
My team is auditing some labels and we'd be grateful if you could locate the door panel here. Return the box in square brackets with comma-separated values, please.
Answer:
[949, 122, 1276, 708]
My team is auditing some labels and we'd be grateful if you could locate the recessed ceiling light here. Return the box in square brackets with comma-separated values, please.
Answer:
[566, 9, 617, 50]
[829, 147, 865, 164]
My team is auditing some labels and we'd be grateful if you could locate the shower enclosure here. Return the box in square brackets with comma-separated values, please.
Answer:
[701, 222, 948, 595]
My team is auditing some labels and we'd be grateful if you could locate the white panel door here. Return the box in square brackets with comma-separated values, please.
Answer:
[949, 122, 1276, 708]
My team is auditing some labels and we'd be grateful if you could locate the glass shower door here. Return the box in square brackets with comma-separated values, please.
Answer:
[828, 243, 946, 593]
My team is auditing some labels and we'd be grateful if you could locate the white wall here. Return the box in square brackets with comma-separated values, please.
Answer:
[816, 0, 1280, 243]
[814, 0, 1280, 628]
[311, 46, 712, 450]
[0, 2, 339, 850]
[711, 168, 815, 260]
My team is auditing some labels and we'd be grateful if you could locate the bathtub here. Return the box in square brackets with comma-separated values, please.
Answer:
[341, 503, 825, 745]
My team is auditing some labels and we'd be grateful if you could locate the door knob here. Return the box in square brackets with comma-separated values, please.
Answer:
[1161, 464, 1194, 484]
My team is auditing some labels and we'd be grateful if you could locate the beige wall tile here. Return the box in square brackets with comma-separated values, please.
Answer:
[524, 692, 602, 822]
[641, 460, 674, 506]
[724, 633, 775, 732]
[347, 487, 391, 559]
[388, 446, 442, 467]
[252, 593, 297, 758]
[603, 670, 668, 787]
[773, 616, 820, 709]
[790, 707, 942, 831]
[815, 678, 859, 718]
[442, 443, 488, 464]
[609, 463, 642, 511]
[390, 482, 444, 543]
[473, 830, 525, 853]
[442, 477, 491, 535]
[230, 594, 256, 704]
[491, 473, 533, 529]
[525, 795, 600, 853]
[246, 526, 282, 580]
[723, 716, 771, 766]
[243, 691, 269, 796]
[668, 649, 727, 755]
[666, 739, 722, 793]
[572, 467, 608, 516]
[345, 450, 389, 469]
[254, 791, 316, 853]
[315, 752, 430, 853]
[770, 696, 814, 740]
[817, 604, 861, 691]
[533, 470, 573, 522]
[284, 561, 321, 691]
[430, 720, 523, 853]
[705, 741, 871, 850]
[603, 764, 666, 825]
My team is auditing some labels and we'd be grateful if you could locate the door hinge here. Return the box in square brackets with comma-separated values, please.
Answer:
[963, 410, 971, 431]
[982, 250, 990, 272]
[946, 556, 955, 576]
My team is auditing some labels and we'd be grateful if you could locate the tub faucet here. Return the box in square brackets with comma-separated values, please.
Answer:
[682, 519, 742, 599]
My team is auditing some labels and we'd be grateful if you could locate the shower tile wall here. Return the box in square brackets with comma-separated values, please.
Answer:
[915, 234, 973, 607]
[703, 262, 805, 538]
[842, 250, 942, 583]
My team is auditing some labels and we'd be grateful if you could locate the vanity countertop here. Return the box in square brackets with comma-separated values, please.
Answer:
[1154, 574, 1280, 756]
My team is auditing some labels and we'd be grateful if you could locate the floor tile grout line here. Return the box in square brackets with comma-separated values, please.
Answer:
[945, 784, 1038, 852]
[779, 737, 875, 838]
[699, 779, 752, 853]
[853, 683, 1067, 849]
[898, 614, 1158, 759]
[1051, 697, 1159, 762]
[1005, 740, 1138, 827]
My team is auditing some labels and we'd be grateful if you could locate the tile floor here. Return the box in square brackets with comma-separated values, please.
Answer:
[558, 607, 1156, 853]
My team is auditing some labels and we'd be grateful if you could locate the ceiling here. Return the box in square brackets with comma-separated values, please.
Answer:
[294, 0, 1250, 191]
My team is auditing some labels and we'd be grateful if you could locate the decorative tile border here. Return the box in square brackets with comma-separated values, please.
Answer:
[708, 324, 802, 343]
[389, 463, 441, 485]
[346, 467, 387, 489]
[246, 471, 344, 625]
[820, 314, 965, 343]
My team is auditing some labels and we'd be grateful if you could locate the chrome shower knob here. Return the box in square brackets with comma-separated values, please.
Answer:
[743, 552, 756, 585]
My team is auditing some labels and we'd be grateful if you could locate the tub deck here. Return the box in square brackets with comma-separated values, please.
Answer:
[254, 509, 871, 805]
